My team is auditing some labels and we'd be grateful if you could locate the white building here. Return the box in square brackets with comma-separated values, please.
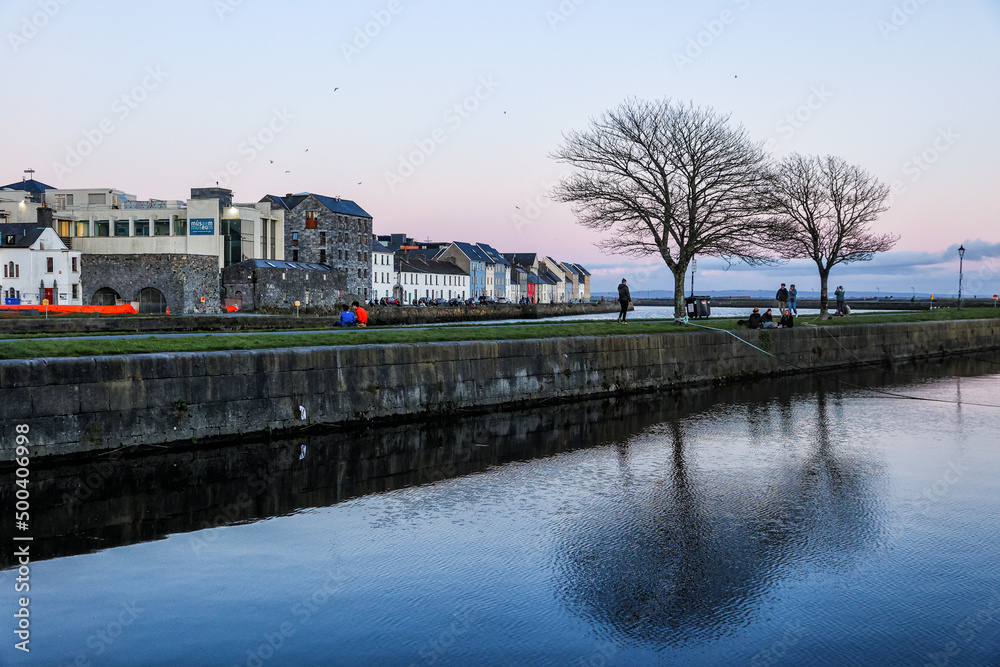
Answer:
[371, 238, 395, 300]
[397, 252, 468, 303]
[0, 223, 82, 305]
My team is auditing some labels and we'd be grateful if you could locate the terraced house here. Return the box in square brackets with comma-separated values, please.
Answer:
[263, 192, 373, 298]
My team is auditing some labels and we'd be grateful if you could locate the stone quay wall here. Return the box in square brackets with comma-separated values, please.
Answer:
[82, 253, 222, 314]
[2, 318, 997, 461]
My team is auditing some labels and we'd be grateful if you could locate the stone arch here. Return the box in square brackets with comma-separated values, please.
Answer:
[91, 287, 121, 306]
[136, 287, 167, 314]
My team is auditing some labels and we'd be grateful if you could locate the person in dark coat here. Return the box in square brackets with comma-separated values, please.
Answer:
[740, 307, 762, 329]
[762, 308, 774, 323]
[776, 283, 789, 312]
[779, 308, 794, 328]
[617, 279, 632, 323]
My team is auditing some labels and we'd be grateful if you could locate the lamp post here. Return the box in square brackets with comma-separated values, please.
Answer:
[690, 258, 696, 298]
[958, 245, 965, 309]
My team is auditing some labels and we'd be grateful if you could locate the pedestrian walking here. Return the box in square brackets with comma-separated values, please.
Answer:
[617, 278, 632, 323]
[776, 283, 789, 313]
[788, 284, 798, 315]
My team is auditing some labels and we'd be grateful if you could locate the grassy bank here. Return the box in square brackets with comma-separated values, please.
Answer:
[0, 308, 997, 361]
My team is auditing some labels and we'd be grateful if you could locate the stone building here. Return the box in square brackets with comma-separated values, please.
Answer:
[221, 259, 351, 314]
[262, 193, 373, 298]
[83, 254, 221, 314]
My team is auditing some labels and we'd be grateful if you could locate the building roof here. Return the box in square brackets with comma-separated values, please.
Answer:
[399, 252, 468, 276]
[0, 223, 47, 248]
[452, 241, 492, 263]
[248, 259, 333, 271]
[540, 270, 561, 285]
[262, 193, 372, 218]
[564, 262, 591, 276]
[477, 242, 511, 267]
[505, 253, 537, 268]
[0, 178, 53, 195]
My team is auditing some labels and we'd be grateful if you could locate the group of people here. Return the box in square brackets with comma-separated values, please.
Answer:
[775, 283, 798, 315]
[739, 306, 794, 329]
[334, 301, 368, 327]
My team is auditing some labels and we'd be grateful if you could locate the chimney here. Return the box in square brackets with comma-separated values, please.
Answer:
[37, 205, 54, 230]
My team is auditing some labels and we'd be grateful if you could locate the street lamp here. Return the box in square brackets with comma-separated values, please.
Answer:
[957, 245, 965, 309]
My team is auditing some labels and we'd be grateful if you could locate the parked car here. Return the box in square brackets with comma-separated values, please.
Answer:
[478, 295, 496, 305]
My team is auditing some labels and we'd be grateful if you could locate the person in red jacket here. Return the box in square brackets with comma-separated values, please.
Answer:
[351, 301, 368, 327]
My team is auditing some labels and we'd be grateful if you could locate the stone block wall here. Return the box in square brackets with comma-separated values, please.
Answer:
[2, 319, 998, 461]
[221, 261, 354, 313]
[82, 253, 221, 314]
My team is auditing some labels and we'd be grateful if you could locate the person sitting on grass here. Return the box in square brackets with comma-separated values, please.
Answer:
[351, 300, 368, 327]
[762, 308, 774, 324]
[737, 307, 763, 329]
[334, 304, 356, 327]
[779, 308, 794, 328]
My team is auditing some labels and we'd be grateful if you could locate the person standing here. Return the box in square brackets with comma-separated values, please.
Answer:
[776, 283, 789, 313]
[617, 278, 632, 323]
[834, 286, 846, 315]
[788, 284, 798, 315]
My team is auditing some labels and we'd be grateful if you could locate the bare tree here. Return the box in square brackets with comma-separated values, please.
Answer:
[551, 98, 774, 319]
[763, 154, 897, 317]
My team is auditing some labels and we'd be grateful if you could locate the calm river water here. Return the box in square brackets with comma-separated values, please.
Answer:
[3, 353, 1000, 666]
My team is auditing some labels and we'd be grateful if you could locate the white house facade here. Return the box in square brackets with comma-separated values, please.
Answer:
[0, 224, 82, 305]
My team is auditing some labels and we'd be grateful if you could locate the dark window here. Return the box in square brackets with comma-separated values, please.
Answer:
[320, 249, 326, 263]
[319, 232, 326, 246]
[71, 257, 78, 272]
[135, 220, 149, 236]
[292, 249, 299, 262]
[154, 219, 170, 236]
[114, 220, 129, 237]
[72, 284, 78, 299]
[46, 258, 53, 273]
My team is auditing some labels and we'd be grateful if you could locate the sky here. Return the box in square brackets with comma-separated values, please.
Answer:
[3, 0, 999, 296]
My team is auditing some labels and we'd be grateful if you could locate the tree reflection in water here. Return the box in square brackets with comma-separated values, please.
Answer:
[554, 387, 886, 645]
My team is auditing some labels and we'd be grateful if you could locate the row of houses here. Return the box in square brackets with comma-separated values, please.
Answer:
[0, 172, 588, 312]
[371, 235, 590, 304]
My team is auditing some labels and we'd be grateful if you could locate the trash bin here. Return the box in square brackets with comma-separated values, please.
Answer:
[685, 296, 711, 319]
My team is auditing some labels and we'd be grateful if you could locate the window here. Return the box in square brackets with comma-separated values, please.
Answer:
[96, 221, 110, 237]
[154, 219, 170, 236]
[55, 194, 74, 207]
[357, 252, 361, 262]
[88, 193, 106, 206]
[319, 232, 326, 246]
[72, 284, 78, 299]
[15, 264, 18, 278]
[135, 219, 149, 236]
[306, 211, 318, 230]
[292, 249, 299, 261]
[292, 232, 299, 247]
[357, 268, 362, 278]
[75, 221, 89, 237]
[72, 257, 78, 272]
[320, 249, 326, 263]
[174, 218, 187, 236]
[114, 220, 129, 237]
[46, 258, 53, 273]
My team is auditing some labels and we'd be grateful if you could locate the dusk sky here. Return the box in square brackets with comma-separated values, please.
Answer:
[4, 0, 999, 295]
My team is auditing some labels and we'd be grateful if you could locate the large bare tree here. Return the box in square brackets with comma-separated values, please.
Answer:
[763, 154, 897, 317]
[551, 98, 774, 319]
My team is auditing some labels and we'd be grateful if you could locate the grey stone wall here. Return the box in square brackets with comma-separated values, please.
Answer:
[221, 261, 354, 313]
[82, 254, 221, 314]
[282, 194, 371, 297]
[3, 319, 998, 461]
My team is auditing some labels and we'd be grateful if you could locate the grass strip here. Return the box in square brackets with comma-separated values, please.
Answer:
[0, 308, 997, 361]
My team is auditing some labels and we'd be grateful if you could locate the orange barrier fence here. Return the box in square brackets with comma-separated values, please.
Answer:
[0, 304, 139, 315]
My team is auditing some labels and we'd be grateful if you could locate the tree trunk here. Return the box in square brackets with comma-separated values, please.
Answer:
[818, 267, 831, 319]
[673, 264, 688, 320]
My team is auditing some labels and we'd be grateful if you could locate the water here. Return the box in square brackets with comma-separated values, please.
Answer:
[3, 355, 1000, 666]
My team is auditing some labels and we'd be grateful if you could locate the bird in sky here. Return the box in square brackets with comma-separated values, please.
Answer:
[514, 205, 520, 210]
[285, 170, 291, 174]
[334, 87, 340, 92]
[358, 182, 363, 185]
[269, 160, 273, 164]
[305, 149, 309, 152]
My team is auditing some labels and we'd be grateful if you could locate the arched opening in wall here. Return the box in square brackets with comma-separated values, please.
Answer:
[234, 291, 243, 309]
[137, 287, 167, 314]
[91, 287, 121, 306]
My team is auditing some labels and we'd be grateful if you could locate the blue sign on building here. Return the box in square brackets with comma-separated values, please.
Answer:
[189, 218, 215, 236]
[4, 298, 20, 305]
